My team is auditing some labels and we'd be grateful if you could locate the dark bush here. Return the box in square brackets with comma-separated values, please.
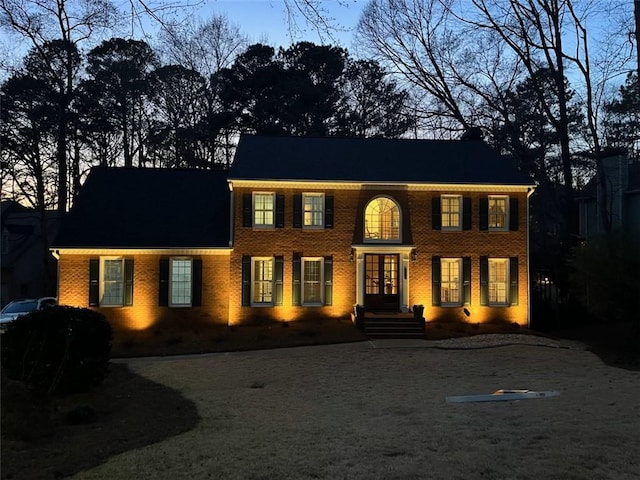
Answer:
[1, 306, 112, 396]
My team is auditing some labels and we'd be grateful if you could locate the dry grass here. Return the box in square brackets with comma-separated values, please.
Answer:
[2, 319, 637, 480]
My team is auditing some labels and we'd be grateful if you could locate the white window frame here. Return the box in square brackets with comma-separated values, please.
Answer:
[364, 196, 402, 243]
[488, 195, 508, 231]
[253, 192, 275, 228]
[488, 258, 509, 306]
[100, 257, 124, 307]
[302, 257, 323, 306]
[302, 193, 324, 229]
[441, 195, 462, 231]
[170, 257, 192, 307]
[251, 257, 274, 306]
[441, 258, 462, 306]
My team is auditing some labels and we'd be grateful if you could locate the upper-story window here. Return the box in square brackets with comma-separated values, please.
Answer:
[441, 195, 461, 230]
[364, 196, 401, 242]
[488, 195, 508, 230]
[303, 193, 324, 228]
[253, 192, 275, 227]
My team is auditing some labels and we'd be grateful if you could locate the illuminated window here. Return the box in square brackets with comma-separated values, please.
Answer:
[252, 258, 273, 305]
[303, 193, 324, 228]
[101, 258, 124, 306]
[253, 193, 274, 227]
[489, 258, 509, 305]
[302, 258, 323, 304]
[441, 195, 461, 230]
[488, 195, 508, 230]
[441, 258, 461, 305]
[364, 196, 401, 242]
[170, 258, 192, 307]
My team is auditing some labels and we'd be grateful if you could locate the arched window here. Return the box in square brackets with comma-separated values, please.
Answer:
[364, 196, 401, 242]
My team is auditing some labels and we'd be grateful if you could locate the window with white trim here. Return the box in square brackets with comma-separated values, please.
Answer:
[364, 196, 401, 241]
[253, 192, 275, 227]
[488, 195, 508, 230]
[441, 195, 461, 230]
[302, 257, 323, 305]
[252, 257, 273, 305]
[170, 258, 192, 307]
[441, 258, 461, 305]
[101, 258, 124, 306]
[303, 193, 324, 228]
[489, 258, 509, 305]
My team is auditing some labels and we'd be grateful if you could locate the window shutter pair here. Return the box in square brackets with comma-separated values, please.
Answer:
[158, 258, 202, 307]
[479, 256, 519, 306]
[88, 258, 133, 306]
[293, 195, 334, 229]
[479, 196, 519, 231]
[291, 253, 333, 306]
[242, 193, 285, 228]
[241, 256, 284, 306]
[432, 197, 471, 230]
[431, 256, 471, 306]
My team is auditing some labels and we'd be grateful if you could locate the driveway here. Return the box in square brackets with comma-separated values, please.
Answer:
[75, 336, 639, 479]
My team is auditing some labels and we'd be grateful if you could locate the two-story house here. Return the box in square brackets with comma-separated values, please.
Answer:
[52, 134, 534, 338]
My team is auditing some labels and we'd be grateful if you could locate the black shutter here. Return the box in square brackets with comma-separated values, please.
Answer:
[292, 252, 301, 306]
[463, 197, 472, 230]
[274, 256, 284, 305]
[242, 193, 252, 227]
[479, 197, 488, 230]
[192, 259, 202, 307]
[462, 257, 471, 305]
[241, 255, 251, 306]
[432, 197, 441, 230]
[324, 256, 333, 305]
[325, 195, 334, 229]
[480, 256, 488, 305]
[275, 194, 284, 228]
[124, 259, 134, 306]
[432, 256, 441, 306]
[89, 259, 99, 306]
[510, 257, 519, 306]
[293, 194, 302, 228]
[509, 197, 519, 231]
[159, 259, 169, 306]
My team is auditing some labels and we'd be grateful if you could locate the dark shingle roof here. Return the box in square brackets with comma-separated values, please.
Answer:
[53, 167, 230, 248]
[229, 135, 533, 185]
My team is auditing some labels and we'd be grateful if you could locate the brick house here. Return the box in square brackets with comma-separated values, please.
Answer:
[52, 135, 535, 333]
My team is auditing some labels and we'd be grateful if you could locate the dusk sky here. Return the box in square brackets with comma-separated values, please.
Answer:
[194, 0, 365, 49]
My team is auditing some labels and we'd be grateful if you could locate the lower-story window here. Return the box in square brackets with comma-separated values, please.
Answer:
[89, 257, 133, 307]
[170, 258, 192, 307]
[441, 258, 461, 305]
[302, 258, 323, 305]
[252, 258, 274, 305]
[488, 258, 508, 305]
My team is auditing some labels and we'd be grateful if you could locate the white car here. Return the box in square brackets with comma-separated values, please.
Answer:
[0, 297, 58, 332]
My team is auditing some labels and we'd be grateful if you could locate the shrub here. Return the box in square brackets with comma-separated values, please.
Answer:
[1, 306, 112, 396]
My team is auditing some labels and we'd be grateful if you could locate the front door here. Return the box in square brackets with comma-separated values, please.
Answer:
[364, 254, 400, 311]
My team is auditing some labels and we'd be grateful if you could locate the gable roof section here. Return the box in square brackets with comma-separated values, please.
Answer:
[53, 167, 230, 249]
[229, 135, 533, 186]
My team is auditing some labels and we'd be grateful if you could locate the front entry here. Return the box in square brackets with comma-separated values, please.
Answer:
[364, 254, 400, 311]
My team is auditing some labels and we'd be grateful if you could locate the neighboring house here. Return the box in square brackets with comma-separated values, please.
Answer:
[52, 135, 535, 332]
[1, 201, 60, 307]
[577, 150, 640, 237]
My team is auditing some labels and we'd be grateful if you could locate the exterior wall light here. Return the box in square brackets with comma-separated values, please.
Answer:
[411, 248, 417, 263]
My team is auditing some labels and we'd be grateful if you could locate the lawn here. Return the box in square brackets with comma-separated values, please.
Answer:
[1, 319, 638, 480]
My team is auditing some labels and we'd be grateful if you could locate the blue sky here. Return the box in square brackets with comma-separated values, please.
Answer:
[199, 0, 365, 49]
